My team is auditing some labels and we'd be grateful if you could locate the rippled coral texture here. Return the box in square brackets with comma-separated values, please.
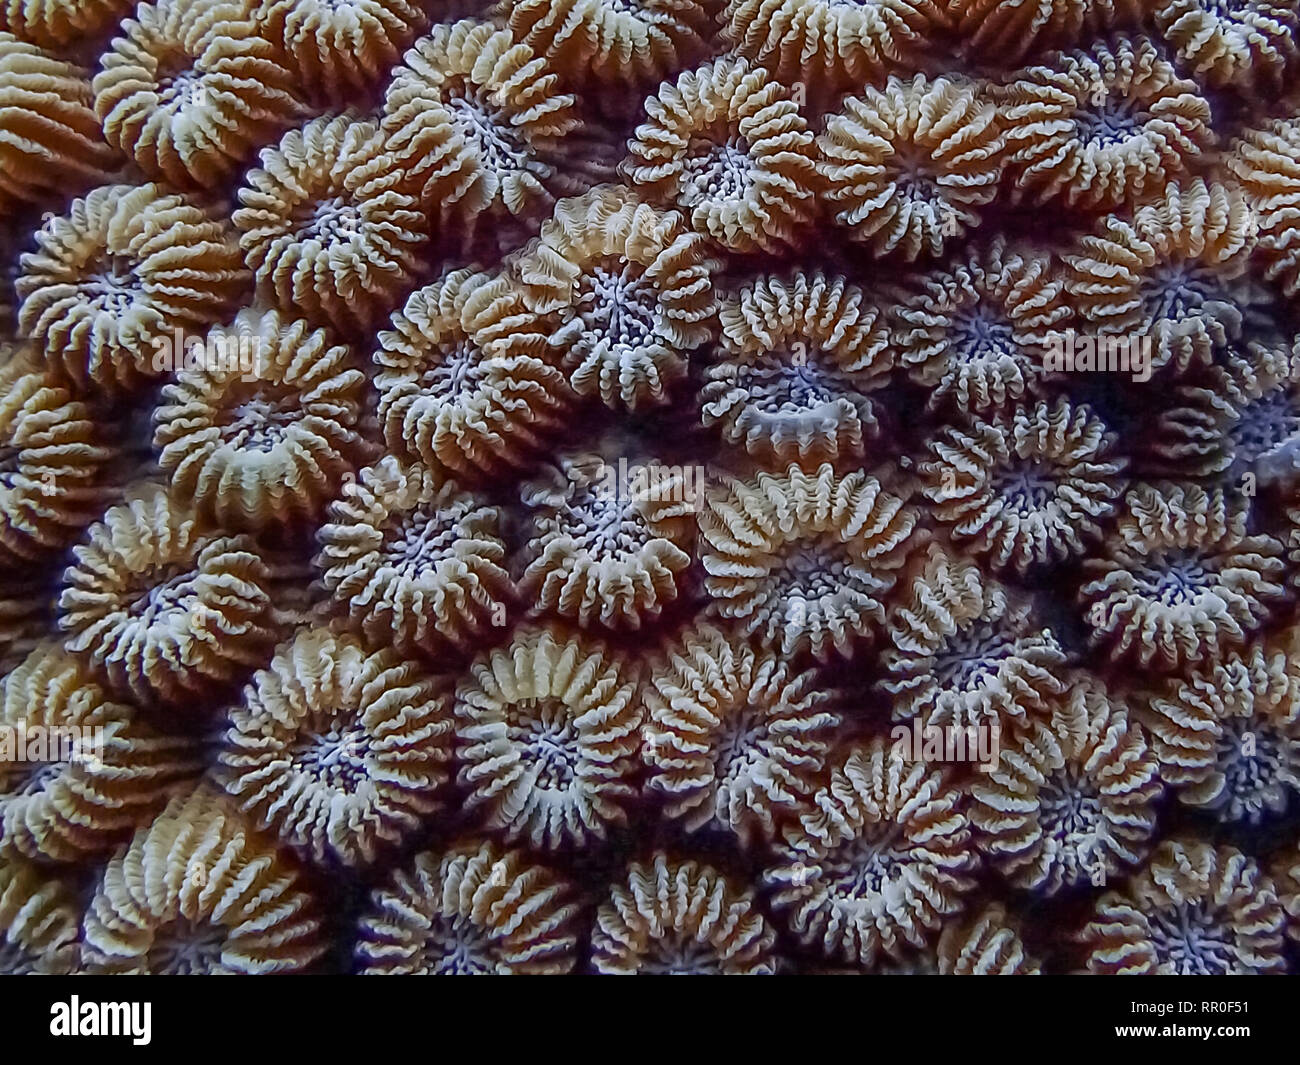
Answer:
[0, 855, 80, 973]
[593, 854, 777, 973]
[699, 463, 919, 661]
[705, 270, 892, 465]
[623, 55, 817, 254]
[1080, 481, 1286, 670]
[765, 737, 977, 966]
[381, 19, 591, 237]
[519, 448, 695, 629]
[511, 184, 716, 410]
[57, 484, 286, 706]
[82, 784, 326, 973]
[0, 368, 111, 563]
[5, 0, 1300, 980]
[920, 397, 1127, 575]
[235, 113, 426, 336]
[643, 621, 840, 843]
[1078, 839, 1286, 973]
[357, 839, 579, 973]
[153, 308, 366, 529]
[0, 643, 196, 862]
[219, 626, 454, 867]
[818, 73, 1008, 260]
[0, 32, 117, 208]
[454, 622, 642, 850]
[996, 34, 1214, 211]
[374, 266, 572, 479]
[17, 182, 248, 393]
[317, 455, 513, 655]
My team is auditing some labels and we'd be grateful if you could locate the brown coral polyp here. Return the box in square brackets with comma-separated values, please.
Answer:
[82, 784, 326, 974]
[454, 622, 642, 850]
[1080, 481, 1286, 671]
[317, 456, 514, 657]
[499, 0, 712, 89]
[252, 0, 428, 105]
[0, 368, 111, 566]
[0, 32, 117, 209]
[57, 484, 286, 707]
[510, 184, 717, 410]
[817, 74, 1008, 261]
[722, 0, 943, 92]
[218, 627, 454, 868]
[235, 113, 427, 336]
[0, 643, 197, 862]
[1078, 839, 1286, 974]
[971, 676, 1162, 893]
[891, 238, 1071, 411]
[519, 451, 696, 631]
[877, 544, 1069, 730]
[16, 182, 248, 393]
[1153, 0, 1298, 90]
[153, 308, 366, 531]
[0, 855, 80, 973]
[374, 267, 573, 480]
[592, 854, 778, 974]
[380, 20, 586, 235]
[643, 622, 840, 844]
[358, 840, 579, 974]
[920, 397, 1128, 576]
[704, 270, 893, 466]
[1143, 636, 1300, 821]
[765, 738, 977, 966]
[996, 35, 1214, 211]
[1226, 117, 1300, 300]
[93, 0, 304, 189]
[699, 464, 920, 661]
[1063, 178, 1264, 377]
[622, 55, 818, 254]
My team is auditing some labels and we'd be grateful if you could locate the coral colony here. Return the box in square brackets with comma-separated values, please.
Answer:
[3, 0, 1300, 977]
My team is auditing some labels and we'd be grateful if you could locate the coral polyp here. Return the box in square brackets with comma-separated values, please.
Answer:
[971, 675, 1162, 893]
[219, 627, 454, 867]
[1077, 839, 1286, 974]
[316, 456, 514, 656]
[16, 182, 248, 393]
[5, 0, 1300, 984]
[519, 450, 695, 630]
[93, 0, 304, 190]
[357, 840, 579, 974]
[818, 74, 1008, 260]
[699, 464, 919, 661]
[996, 35, 1214, 211]
[920, 397, 1127, 576]
[454, 623, 642, 850]
[643, 621, 840, 844]
[704, 270, 893, 466]
[877, 544, 1069, 730]
[57, 485, 287, 707]
[1080, 482, 1286, 671]
[153, 308, 367, 530]
[623, 55, 818, 254]
[593, 854, 777, 974]
[765, 737, 977, 966]
[82, 784, 326, 973]
[374, 267, 572, 479]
